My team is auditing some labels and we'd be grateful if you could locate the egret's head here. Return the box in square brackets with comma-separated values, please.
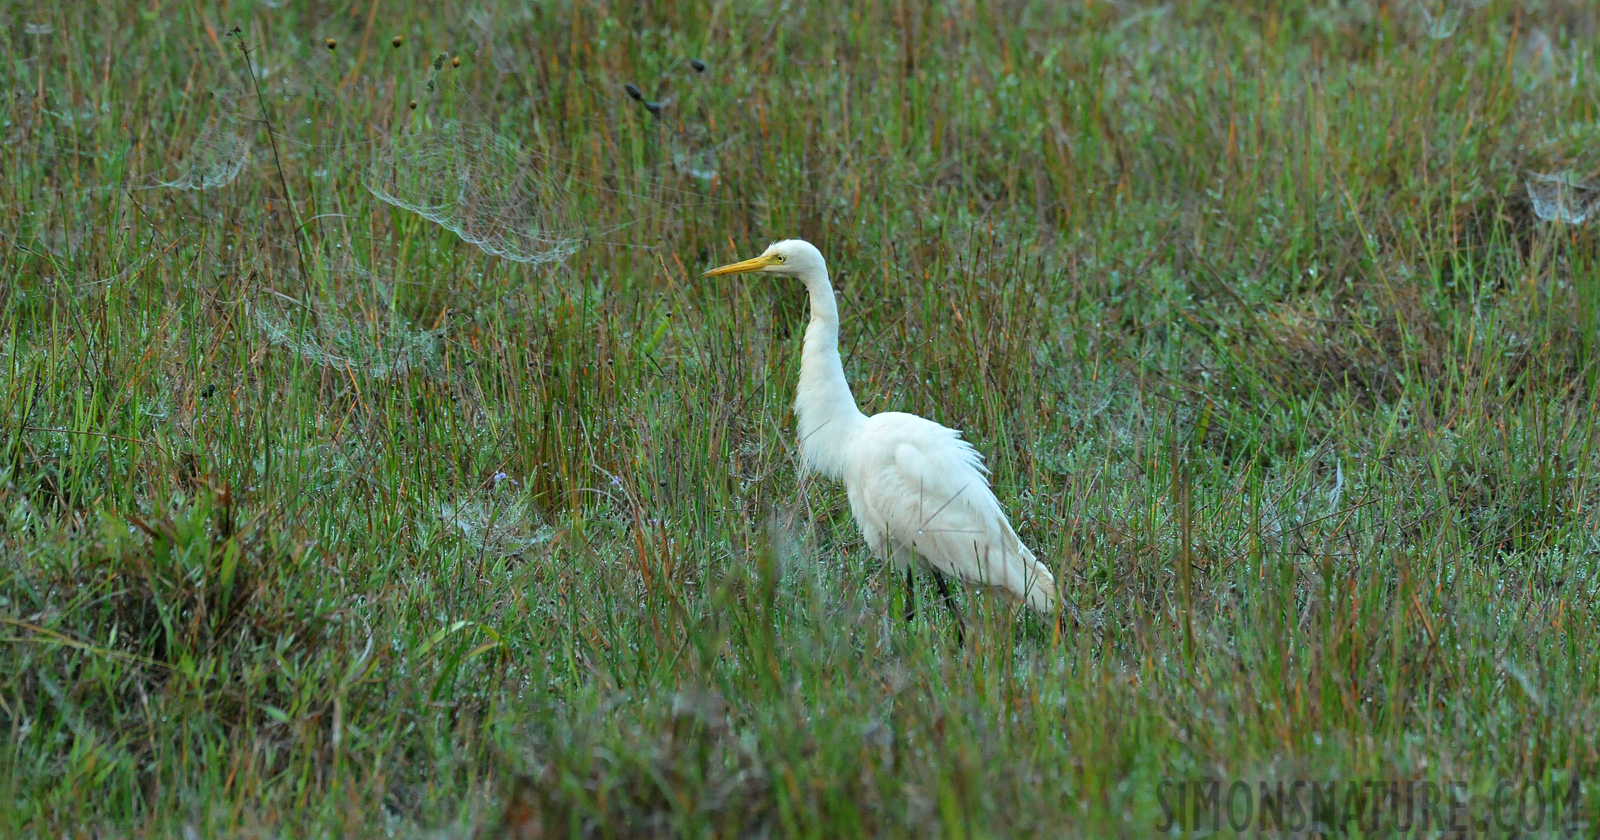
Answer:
[701, 239, 825, 280]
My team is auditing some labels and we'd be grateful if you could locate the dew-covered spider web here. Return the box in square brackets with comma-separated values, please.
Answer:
[160, 105, 251, 191]
[253, 291, 444, 381]
[1526, 173, 1598, 225]
[1415, 0, 1488, 40]
[366, 120, 581, 267]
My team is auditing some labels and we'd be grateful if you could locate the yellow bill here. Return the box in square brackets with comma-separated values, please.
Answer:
[701, 253, 779, 277]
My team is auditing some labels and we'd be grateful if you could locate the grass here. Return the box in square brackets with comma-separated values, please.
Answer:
[4, 0, 1600, 836]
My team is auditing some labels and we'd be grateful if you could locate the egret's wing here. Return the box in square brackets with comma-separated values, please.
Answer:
[849, 414, 1057, 613]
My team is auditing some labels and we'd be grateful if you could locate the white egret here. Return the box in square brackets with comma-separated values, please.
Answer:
[703, 240, 1058, 637]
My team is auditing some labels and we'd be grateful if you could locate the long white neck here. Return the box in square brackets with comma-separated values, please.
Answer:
[794, 264, 866, 479]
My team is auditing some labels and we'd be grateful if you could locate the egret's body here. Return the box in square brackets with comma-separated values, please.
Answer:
[704, 240, 1057, 622]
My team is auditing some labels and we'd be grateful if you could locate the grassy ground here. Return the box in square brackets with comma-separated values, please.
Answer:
[4, 0, 1600, 836]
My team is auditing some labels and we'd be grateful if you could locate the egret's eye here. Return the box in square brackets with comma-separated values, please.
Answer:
[776, 254, 787, 263]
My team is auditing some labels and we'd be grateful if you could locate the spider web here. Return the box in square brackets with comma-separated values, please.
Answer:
[160, 109, 251, 191]
[1415, 0, 1488, 40]
[366, 120, 581, 267]
[253, 272, 444, 382]
[1526, 173, 1598, 225]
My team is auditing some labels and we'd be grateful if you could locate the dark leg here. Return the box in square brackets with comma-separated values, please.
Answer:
[932, 571, 965, 648]
[903, 565, 916, 623]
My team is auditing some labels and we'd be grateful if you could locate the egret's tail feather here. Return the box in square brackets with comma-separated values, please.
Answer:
[1016, 551, 1058, 615]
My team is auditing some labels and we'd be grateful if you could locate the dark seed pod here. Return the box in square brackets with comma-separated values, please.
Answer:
[392, 35, 403, 48]
[689, 58, 706, 72]
[624, 82, 644, 101]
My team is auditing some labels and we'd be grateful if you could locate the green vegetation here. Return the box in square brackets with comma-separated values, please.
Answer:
[4, 1, 1599, 835]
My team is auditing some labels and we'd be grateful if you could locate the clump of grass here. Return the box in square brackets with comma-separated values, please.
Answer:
[497, 688, 780, 836]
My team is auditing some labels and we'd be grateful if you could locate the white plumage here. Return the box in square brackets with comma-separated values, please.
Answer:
[704, 239, 1058, 619]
